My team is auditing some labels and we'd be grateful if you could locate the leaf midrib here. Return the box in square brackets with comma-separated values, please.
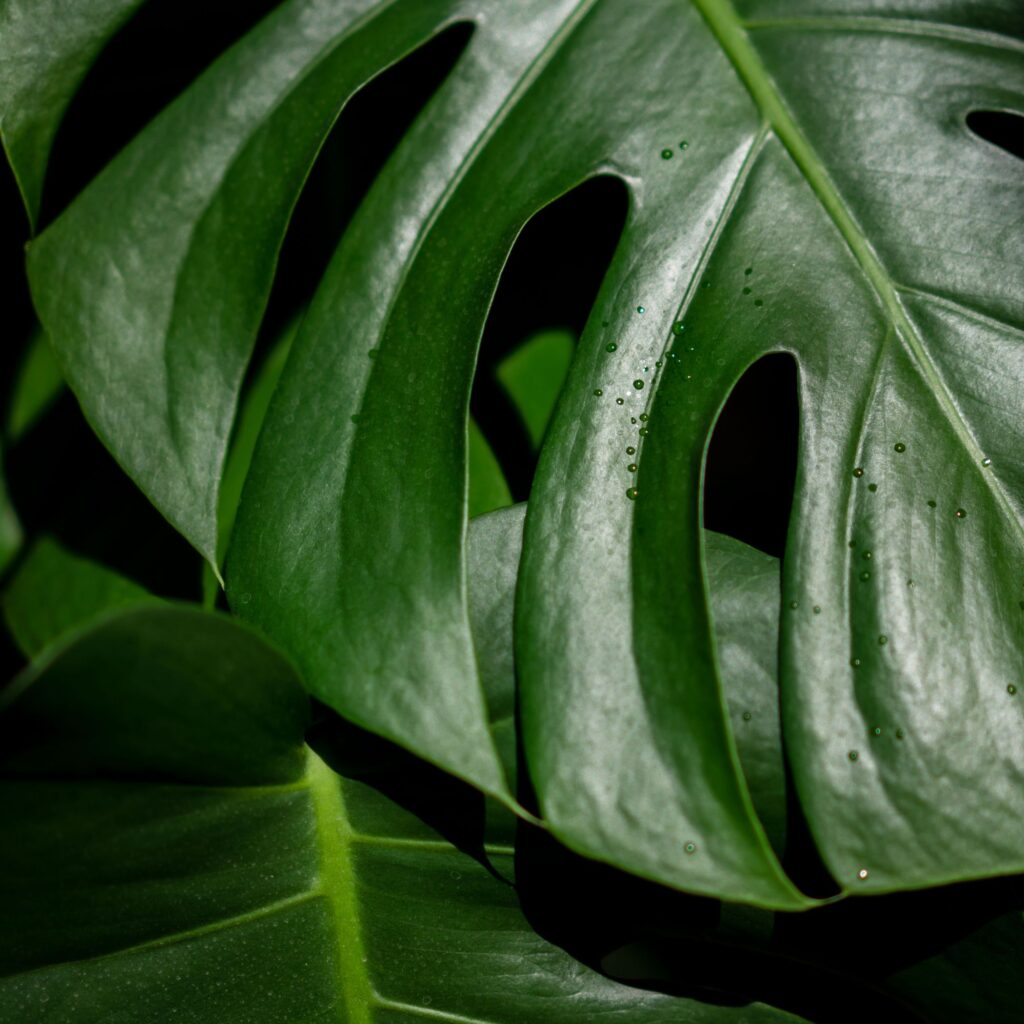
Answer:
[691, 0, 1024, 548]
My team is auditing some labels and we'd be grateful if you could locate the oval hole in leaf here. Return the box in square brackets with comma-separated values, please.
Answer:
[257, 21, 475, 346]
[472, 175, 629, 500]
[703, 353, 798, 558]
[965, 109, 1024, 161]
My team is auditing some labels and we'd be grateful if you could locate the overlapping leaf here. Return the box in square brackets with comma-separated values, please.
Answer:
[0, 604, 808, 1024]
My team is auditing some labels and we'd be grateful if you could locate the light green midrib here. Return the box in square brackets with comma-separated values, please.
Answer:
[690, 0, 1024, 546]
[306, 751, 376, 1024]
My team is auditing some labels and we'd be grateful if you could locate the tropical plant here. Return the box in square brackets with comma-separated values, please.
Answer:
[0, 0, 1021, 1020]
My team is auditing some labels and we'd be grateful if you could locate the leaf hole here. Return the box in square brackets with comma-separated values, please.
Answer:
[42, 0, 284, 227]
[703, 353, 798, 558]
[256, 21, 475, 343]
[965, 109, 1024, 161]
[472, 175, 629, 504]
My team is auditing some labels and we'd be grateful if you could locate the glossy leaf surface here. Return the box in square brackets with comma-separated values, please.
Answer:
[0, 606, 804, 1024]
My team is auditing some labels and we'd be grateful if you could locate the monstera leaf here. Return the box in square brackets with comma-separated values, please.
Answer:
[19, 0, 1024, 909]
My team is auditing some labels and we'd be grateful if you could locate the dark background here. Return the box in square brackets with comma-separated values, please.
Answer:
[2, 5, 1021, 1020]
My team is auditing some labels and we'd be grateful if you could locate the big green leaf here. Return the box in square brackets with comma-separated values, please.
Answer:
[0, 605, 805, 1024]
[25, 0, 1024, 903]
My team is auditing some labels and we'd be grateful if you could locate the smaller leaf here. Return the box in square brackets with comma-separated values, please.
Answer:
[0, 441, 21, 577]
[496, 328, 575, 449]
[6, 328, 64, 441]
[468, 419, 513, 518]
[3, 536, 156, 658]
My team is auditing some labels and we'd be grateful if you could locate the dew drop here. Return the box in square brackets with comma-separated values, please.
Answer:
[630, 417, 637, 424]
[850, 657, 861, 668]
[606, 342, 618, 352]
[907, 578, 916, 588]
[367, 347, 377, 359]
[633, 379, 645, 390]
[626, 446, 636, 455]
[655, 360, 663, 368]
[813, 605, 821, 614]
[742, 286, 752, 295]
[927, 499, 936, 508]
[894, 442, 906, 453]
[593, 388, 603, 397]
[639, 427, 650, 437]
[982, 457, 992, 467]
[848, 540, 856, 549]
[680, 140, 689, 150]
[616, 398, 625, 406]
[878, 635, 887, 645]
[673, 321, 686, 335]
[1009, 684, 1018, 696]
[853, 467, 864, 478]
[637, 306, 646, 314]
[789, 600, 798, 610]
[742, 711, 752, 722]
[639, 413, 649, 422]
[626, 487, 638, 500]
[685, 841, 697, 853]
[857, 869, 869, 881]
[868, 483, 878, 492]
[849, 750, 860, 761]
[955, 508, 967, 519]
[863, 551, 872, 561]
[661, 148, 673, 159]
[895, 728, 904, 740]
[860, 571, 870, 581]
[872, 726, 882, 736]
[628, 463, 638, 473]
